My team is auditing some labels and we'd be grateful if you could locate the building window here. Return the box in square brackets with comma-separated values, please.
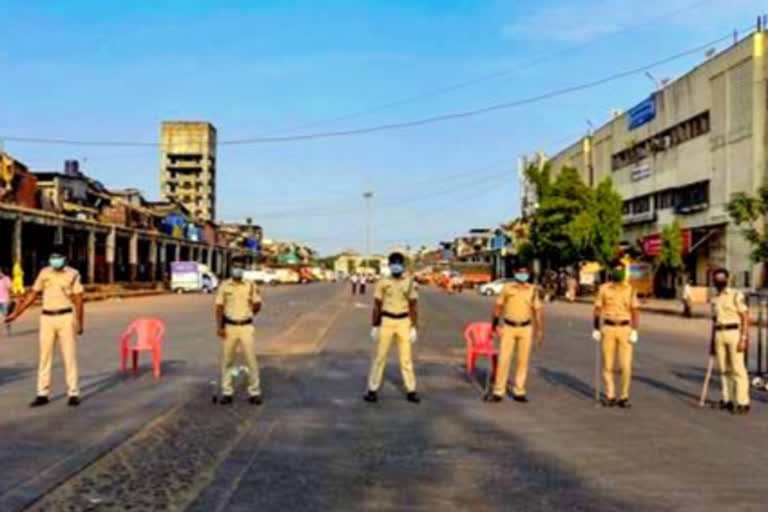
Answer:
[655, 189, 675, 210]
[675, 181, 709, 213]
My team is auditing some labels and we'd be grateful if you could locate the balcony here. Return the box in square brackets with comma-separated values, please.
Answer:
[622, 210, 657, 227]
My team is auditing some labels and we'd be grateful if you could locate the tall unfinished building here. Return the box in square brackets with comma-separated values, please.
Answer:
[160, 121, 217, 222]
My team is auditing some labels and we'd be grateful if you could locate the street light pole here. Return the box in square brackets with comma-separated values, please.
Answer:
[363, 191, 374, 274]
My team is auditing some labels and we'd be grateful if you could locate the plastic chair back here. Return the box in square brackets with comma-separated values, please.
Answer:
[464, 322, 495, 353]
[123, 317, 165, 350]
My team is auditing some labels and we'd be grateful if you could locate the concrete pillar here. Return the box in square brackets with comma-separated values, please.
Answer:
[159, 240, 168, 282]
[149, 238, 158, 283]
[752, 30, 767, 286]
[174, 243, 180, 262]
[106, 227, 116, 284]
[206, 245, 213, 267]
[12, 217, 22, 267]
[129, 232, 138, 282]
[87, 230, 96, 284]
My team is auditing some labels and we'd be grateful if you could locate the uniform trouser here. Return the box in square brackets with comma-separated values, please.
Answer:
[601, 325, 633, 400]
[367, 317, 416, 392]
[715, 329, 750, 406]
[493, 326, 532, 396]
[220, 324, 261, 396]
[38, 313, 79, 397]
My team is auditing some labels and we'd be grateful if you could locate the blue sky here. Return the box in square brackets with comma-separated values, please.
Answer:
[0, 0, 764, 254]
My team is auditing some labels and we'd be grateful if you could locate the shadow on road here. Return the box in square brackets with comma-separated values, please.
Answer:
[536, 366, 594, 400]
[0, 366, 33, 387]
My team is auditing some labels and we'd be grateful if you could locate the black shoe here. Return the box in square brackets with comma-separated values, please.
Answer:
[601, 397, 616, 407]
[29, 396, 50, 408]
[512, 394, 529, 403]
[406, 392, 421, 403]
[220, 395, 233, 405]
[486, 394, 503, 403]
[718, 400, 734, 411]
[248, 395, 263, 405]
[617, 399, 632, 409]
[67, 396, 81, 407]
[733, 404, 751, 415]
[363, 390, 378, 403]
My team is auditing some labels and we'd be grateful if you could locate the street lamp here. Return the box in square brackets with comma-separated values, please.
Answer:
[363, 191, 374, 274]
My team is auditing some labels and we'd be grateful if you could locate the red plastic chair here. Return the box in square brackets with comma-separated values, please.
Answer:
[464, 322, 499, 378]
[119, 318, 166, 379]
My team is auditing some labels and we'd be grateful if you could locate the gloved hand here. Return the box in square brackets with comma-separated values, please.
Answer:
[409, 327, 418, 344]
[592, 330, 602, 343]
[370, 327, 379, 342]
[629, 330, 639, 344]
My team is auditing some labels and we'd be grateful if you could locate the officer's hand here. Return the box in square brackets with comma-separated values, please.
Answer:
[709, 344, 716, 357]
[370, 327, 379, 342]
[535, 329, 543, 345]
[591, 330, 602, 343]
[217, 327, 226, 339]
[629, 330, 639, 344]
[76, 325, 84, 336]
[409, 327, 418, 344]
[737, 337, 747, 353]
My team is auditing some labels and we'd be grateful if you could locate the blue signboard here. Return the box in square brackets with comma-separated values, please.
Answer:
[490, 233, 507, 251]
[628, 94, 656, 130]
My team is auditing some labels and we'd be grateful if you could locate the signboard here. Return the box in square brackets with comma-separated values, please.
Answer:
[171, 261, 198, 273]
[631, 165, 651, 181]
[628, 95, 656, 130]
[490, 233, 507, 251]
[642, 229, 692, 257]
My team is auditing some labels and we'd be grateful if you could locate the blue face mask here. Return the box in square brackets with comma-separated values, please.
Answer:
[514, 272, 530, 283]
[231, 268, 244, 280]
[389, 263, 404, 276]
[49, 257, 66, 270]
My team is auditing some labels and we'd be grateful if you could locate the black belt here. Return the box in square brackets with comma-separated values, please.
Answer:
[382, 311, 409, 319]
[504, 319, 531, 327]
[715, 323, 740, 331]
[224, 317, 252, 326]
[604, 319, 630, 327]
[42, 308, 73, 316]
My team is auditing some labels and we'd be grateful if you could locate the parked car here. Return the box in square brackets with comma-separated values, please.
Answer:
[243, 268, 279, 286]
[478, 279, 512, 296]
[170, 261, 219, 293]
[275, 268, 300, 284]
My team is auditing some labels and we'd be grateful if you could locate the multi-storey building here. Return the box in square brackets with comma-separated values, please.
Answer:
[541, 26, 767, 288]
[160, 121, 217, 222]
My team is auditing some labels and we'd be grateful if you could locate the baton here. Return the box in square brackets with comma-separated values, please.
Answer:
[594, 338, 600, 404]
[699, 356, 714, 407]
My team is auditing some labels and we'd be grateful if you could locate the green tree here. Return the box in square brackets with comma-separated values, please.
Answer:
[728, 187, 768, 262]
[655, 220, 684, 297]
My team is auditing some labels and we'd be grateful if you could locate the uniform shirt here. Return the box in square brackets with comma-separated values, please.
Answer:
[496, 283, 541, 323]
[215, 278, 261, 321]
[712, 287, 747, 325]
[595, 282, 638, 322]
[32, 266, 84, 310]
[375, 276, 418, 315]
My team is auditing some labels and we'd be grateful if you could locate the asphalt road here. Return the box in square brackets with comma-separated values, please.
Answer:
[2, 283, 767, 511]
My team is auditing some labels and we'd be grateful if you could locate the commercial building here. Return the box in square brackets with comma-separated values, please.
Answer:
[160, 121, 217, 222]
[538, 26, 767, 288]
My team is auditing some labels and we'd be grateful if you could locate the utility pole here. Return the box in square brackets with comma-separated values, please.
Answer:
[363, 190, 374, 274]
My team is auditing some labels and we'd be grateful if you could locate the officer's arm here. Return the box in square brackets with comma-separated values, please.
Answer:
[409, 299, 418, 327]
[5, 290, 40, 321]
[73, 293, 84, 331]
[215, 304, 225, 331]
[630, 290, 639, 330]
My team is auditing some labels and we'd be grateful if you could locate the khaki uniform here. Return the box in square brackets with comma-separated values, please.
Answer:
[215, 279, 262, 397]
[33, 266, 84, 397]
[712, 288, 749, 406]
[595, 282, 638, 400]
[493, 283, 541, 396]
[368, 277, 418, 392]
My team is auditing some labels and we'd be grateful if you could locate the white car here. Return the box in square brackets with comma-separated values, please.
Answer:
[478, 279, 511, 296]
[243, 269, 279, 286]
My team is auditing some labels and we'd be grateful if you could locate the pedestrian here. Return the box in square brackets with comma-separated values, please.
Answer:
[214, 255, 263, 405]
[710, 268, 750, 414]
[487, 263, 543, 403]
[364, 252, 420, 403]
[592, 260, 639, 408]
[0, 267, 11, 335]
[351, 274, 358, 295]
[4, 245, 84, 407]
[359, 273, 367, 295]
[682, 278, 693, 318]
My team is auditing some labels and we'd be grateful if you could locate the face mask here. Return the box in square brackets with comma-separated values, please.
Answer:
[611, 270, 625, 282]
[714, 279, 727, 290]
[49, 257, 66, 270]
[514, 272, 529, 283]
[231, 268, 244, 280]
[389, 263, 404, 276]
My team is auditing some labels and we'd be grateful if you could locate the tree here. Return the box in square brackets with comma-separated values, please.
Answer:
[524, 164, 622, 270]
[728, 186, 768, 262]
[655, 220, 684, 297]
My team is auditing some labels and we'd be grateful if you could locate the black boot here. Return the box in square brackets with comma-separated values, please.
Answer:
[219, 395, 233, 405]
[486, 394, 503, 403]
[29, 396, 50, 408]
[617, 398, 631, 409]
[512, 394, 529, 403]
[733, 404, 751, 415]
[718, 400, 734, 412]
[601, 397, 616, 407]
[406, 392, 421, 403]
[248, 395, 263, 405]
[67, 396, 81, 407]
[363, 390, 378, 403]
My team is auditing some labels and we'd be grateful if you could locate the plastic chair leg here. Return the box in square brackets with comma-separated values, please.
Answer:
[153, 347, 161, 379]
[132, 350, 139, 372]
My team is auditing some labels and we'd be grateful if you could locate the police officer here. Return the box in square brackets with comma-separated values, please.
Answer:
[364, 252, 420, 403]
[488, 263, 543, 403]
[710, 268, 750, 414]
[214, 256, 263, 405]
[593, 260, 639, 408]
[5, 245, 84, 407]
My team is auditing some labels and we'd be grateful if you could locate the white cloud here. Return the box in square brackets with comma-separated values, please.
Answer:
[500, 0, 767, 44]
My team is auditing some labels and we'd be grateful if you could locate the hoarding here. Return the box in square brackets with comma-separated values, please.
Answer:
[628, 95, 656, 130]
